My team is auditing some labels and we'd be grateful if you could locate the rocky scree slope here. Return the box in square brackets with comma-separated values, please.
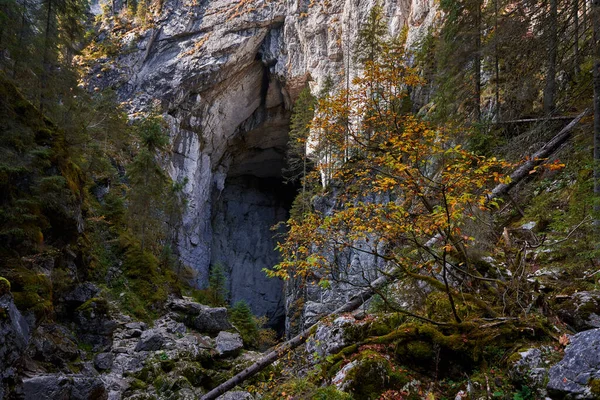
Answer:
[0, 280, 266, 400]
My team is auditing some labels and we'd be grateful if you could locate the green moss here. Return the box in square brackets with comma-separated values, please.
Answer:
[261, 378, 351, 400]
[0, 277, 10, 295]
[129, 378, 148, 390]
[405, 341, 435, 360]
[589, 378, 600, 395]
[344, 350, 408, 399]
[177, 362, 204, 387]
[4, 267, 53, 319]
[313, 386, 353, 400]
[76, 297, 109, 318]
[160, 359, 175, 373]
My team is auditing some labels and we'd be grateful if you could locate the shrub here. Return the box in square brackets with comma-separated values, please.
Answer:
[230, 300, 259, 346]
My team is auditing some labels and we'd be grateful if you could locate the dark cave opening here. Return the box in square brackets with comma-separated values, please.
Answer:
[210, 105, 298, 334]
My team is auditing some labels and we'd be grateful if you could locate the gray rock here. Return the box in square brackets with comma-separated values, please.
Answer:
[94, 352, 114, 371]
[169, 298, 233, 334]
[306, 315, 355, 359]
[215, 332, 243, 357]
[134, 329, 166, 352]
[557, 291, 600, 332]
[124, 322, 147, 331]
[176, 388, 198, 400]
[509, 346, 552, 398]
[216, 391, 254, 400]
[63, 283, 101, 306]
[0, 292, 30, 398]
[22, 374, 107, 400]
[124, 329, 142, 338]
[28, 324, 79, 369]
[73, 298, 117, 352]
[191, 307, 233, 334]
[547, 328, 600, 399]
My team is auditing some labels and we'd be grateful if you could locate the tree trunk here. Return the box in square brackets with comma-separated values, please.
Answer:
[474, 0, 482, 122]
[41, 0, 54, 112]
[593, 0, 600, 220]
[494, 0, 500, 120]
[489, 109, 589, 200]
[544, 0, 558, 114]
[200, 272, 394, 400]
[575, 0, 580, 76]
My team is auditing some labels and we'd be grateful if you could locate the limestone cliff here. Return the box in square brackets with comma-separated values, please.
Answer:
[90, 0, 438, 328]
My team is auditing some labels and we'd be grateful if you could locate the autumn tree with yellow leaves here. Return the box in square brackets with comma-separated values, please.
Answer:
[267, 30, 512, 324]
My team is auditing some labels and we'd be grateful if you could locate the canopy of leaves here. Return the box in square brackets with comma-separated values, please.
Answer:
[268, 31, 511, 323]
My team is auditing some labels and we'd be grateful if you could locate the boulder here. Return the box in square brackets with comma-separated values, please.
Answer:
[73, 298, 117, 351]
[556, 291, 600, 332]
[547, 328, 600, 398]
[509, 346, 552, 398]
[22, 374, 107, 400]
[306, 315, 354, 358]
[134, 329, 167, 352]
[94, 352, 114, 371]
[169, 298, 232, 334]
[190, 307, 233, 334]
[63, 283, 101, 306]
[215, 332, 243, 357]
[124, 322, 147, 331]
[29, 324, 79, 368]
[216, 391, 254, 400]
[0, 292, 30, 398]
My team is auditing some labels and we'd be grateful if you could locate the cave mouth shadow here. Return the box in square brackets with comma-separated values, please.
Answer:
[211, 147, 300, 336]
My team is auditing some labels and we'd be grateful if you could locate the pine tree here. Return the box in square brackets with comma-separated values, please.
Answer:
[207, 263, 228, 306]
[126, 114, 170, 252]
[353, 2, 387, 67]
[230, 300, 259, 347]
[283, 86, 315, 185]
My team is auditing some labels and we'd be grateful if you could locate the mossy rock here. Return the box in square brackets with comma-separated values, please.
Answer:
[589, 378, 600, 395]
[176, 362, 205, 387]
[202, 369, 232, 389]
[0, 277, 11, 295]
[313, 386, 353, 400]
[343, 350, 409, 399]
[342, 313, 406, 344]
[76, 297, 109, 318]
[154, 374, 192, 394]
[129, 378, 148, 390]
[262, 378, 351, 400]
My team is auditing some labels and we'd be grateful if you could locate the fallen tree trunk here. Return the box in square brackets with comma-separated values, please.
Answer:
[489, 109, 589, 200]
[494, 114, 582, 124]
[200, 273, 393, 400]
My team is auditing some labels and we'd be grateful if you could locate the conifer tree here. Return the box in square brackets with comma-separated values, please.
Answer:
[126, 114, 170, 252]
[284, 86, 317, 218]
[230, 300, 259, 346]
[208, 263, 228, 306]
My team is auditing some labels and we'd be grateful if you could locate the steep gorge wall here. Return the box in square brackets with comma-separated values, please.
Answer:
[92, 0, 437, 327]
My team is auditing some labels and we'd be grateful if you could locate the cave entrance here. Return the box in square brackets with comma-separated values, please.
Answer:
[210, 106, 297, 333]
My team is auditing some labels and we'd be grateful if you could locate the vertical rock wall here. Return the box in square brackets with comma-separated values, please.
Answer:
[91, 0, 437, 329]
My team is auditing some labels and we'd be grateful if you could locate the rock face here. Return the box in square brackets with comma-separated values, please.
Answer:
[22, 375, 107, 400]
[0, 292, 30, 399]
[305, 315, 356, 359]
[556, 291, 600, 332]
[92, 0, 438, 330]
[547, 328, 600, 399]
[215, 332, 244, 357]
[509, 346, 553, 398]
[210, 176, 290, 327]
[169, 297, 233, 333]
